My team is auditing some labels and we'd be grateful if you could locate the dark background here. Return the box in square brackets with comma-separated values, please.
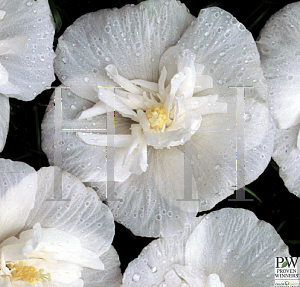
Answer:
[1, 0, 300, 273]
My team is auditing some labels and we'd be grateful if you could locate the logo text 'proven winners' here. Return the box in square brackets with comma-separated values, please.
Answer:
[275, 257, 300, 287]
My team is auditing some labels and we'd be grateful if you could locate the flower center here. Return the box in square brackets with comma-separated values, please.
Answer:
[146, 105, 168, 129]
[7, 261, 51, 284]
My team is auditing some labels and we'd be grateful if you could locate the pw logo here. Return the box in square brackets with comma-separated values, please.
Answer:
[276, 257, 299, 268]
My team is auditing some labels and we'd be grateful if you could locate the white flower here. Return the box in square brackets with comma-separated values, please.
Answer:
[257, 2, 300, 198]
[0, 0, 55, 152]
[0, 159, 122, 286]
[122, 208, 290, 287]
[42, 0, 274, 237]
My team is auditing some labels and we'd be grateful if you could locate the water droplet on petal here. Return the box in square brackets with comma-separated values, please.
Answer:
[244, 112, 251, 122]
[132, 273, 141, 282]
[151, 267, 157, 273]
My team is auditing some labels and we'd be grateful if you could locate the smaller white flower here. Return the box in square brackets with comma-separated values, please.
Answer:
[0, 159, 122, 286]
[122, 208, 290, 287]
[0, 223, 104, 285]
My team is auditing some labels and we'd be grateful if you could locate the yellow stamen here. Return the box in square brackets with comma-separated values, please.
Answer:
[146, 105, 167, 129]
[8, 261, 51, 284]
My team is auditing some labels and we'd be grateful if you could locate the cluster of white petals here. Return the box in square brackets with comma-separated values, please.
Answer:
[0, 0, 297, 285]
[257, 2, 300, 198]
[0, 0, 55, 151]
[0, 159, 122, 286]
[42, 0, 275, 237]
[122, 208, 290, 287]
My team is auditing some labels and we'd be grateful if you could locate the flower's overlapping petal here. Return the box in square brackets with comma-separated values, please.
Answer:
[257, 2, 300, 197]
[22, 166, 115, 256]
[0, 0, 55, 100]
[54, 0, 194, 102]
[271, 126, 300, 197]
[0, 95, 9, 152]
[88, 147, 199, 237]
[122, 208, 290, 287]
[162, 7, 274, 211]
[81, 246, 123, 287]
[41, 87, 135, 183]
[0, 159, 37, 243]
[257, 2, 300, 130]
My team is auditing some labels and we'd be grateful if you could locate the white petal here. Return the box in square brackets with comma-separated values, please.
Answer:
[22, 166, 115, 257]
[185, 208, 290, 287]
[0, 276, 11, 287]
[194, 74, 213, 93]
[0, 95, 9, 152]
[0, 10, 6, 19]
[76, 133, 132, 147]
[93, 147, 198, 237]
[0, 62, 8, 84]
[257, 2, 300, 129]
[122, 217, 201, 286]
[0, 0, 55, 100]
[25, 227, 104, 269]
[144, 128, 186, 149]
[158, 66, 167, 100]
[164, 72, 185, 115]
[41, 87, 134, 182]
[137, 110, 150, 132]
[1, 244, 28, 261]
[191, 94, 227, 116]
[76, 101, 107, 120]
[168, 6, 272, 210]
[28, 259, 83, 284]
[272, 125, 300, 198]
[122, 124, 148, 174]
[98, 87, 137, 119]
[81, 246, 122, 287]
[0, 159, 37, 242]
[105, 65, 142, 95]
[54, 0, 194, 99]
[130, 79, 158, 93]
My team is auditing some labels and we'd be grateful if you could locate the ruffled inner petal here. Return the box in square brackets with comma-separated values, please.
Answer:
[76, 133, 132, 147]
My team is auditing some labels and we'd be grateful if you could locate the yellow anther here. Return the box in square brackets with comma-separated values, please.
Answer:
[146, 105, 167, 129]
[9, 261, 51, 284]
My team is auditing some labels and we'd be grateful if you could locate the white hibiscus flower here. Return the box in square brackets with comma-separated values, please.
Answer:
[0, 0, 55, 152]
[0, 159, 122, 286]
[42, 0, 274, 237]
[257, 2, 300, 198]
[122, 208, 290, 287]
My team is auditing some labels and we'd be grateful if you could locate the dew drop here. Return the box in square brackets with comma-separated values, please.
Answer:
[244, 112, 251, 122]
[132, 273, 141, 282]
[70, 105, 76, 110]
[155, 214, 162, 221]
[84, 76, 90, 83]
